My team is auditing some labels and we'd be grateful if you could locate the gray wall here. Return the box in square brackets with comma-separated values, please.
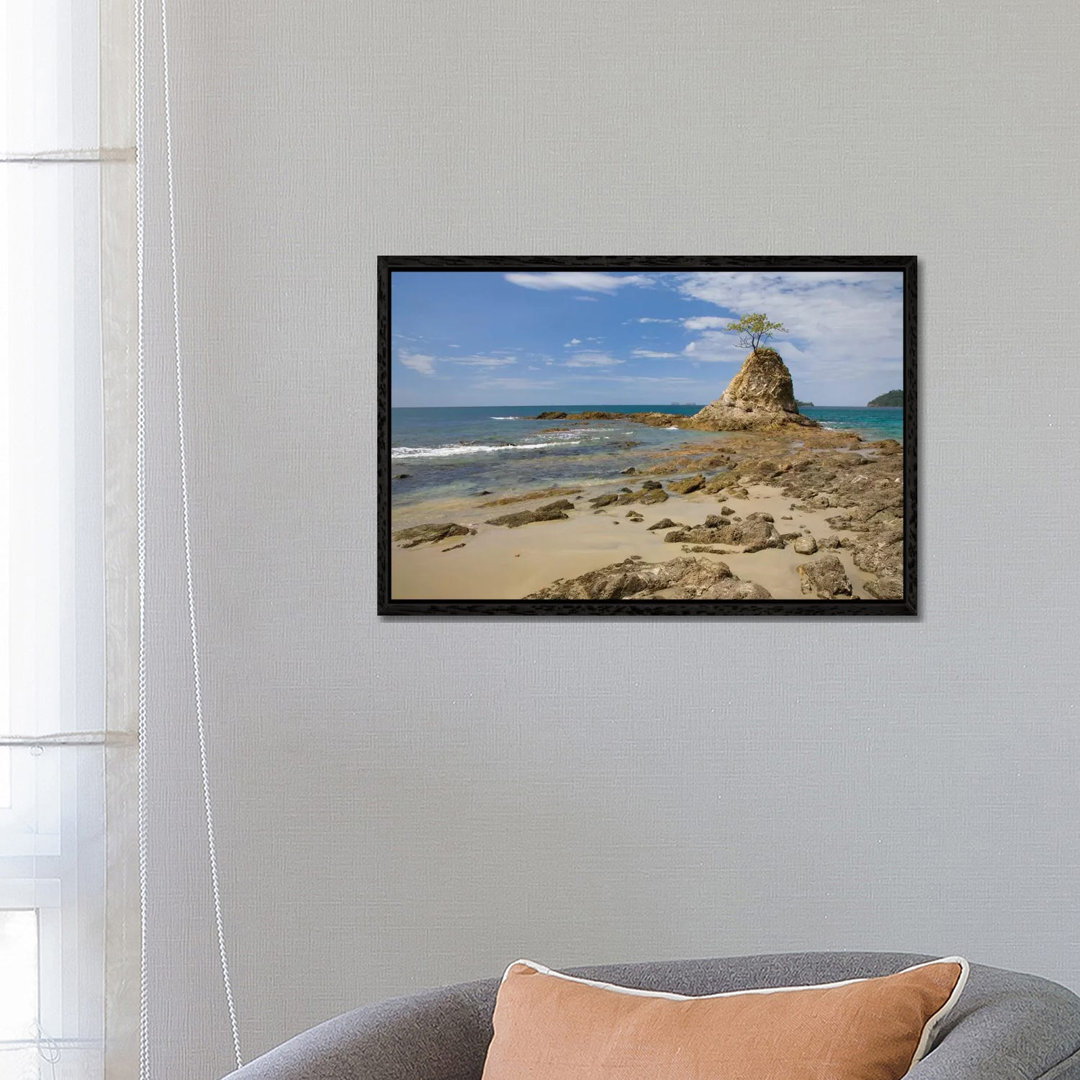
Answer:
[140, 2, 1080, 1076]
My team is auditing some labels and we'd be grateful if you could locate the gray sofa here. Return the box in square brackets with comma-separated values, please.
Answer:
[223, 952, 1080, 1079]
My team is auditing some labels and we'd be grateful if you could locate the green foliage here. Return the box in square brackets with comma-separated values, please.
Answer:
[867, 389, 903, 407]
[724, 313, 788, 351]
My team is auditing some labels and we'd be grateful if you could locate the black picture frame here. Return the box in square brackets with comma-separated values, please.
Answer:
[378, 255, 916, 617]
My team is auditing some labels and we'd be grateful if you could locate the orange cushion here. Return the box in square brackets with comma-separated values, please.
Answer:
[481, 957, 968, 1080]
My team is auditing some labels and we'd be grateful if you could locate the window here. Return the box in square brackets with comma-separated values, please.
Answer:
[2, 2, 112, 1077]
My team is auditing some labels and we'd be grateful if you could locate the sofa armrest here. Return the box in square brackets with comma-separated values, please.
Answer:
[909, 967, 1080, 1080]
[221, 980, 496, 1080]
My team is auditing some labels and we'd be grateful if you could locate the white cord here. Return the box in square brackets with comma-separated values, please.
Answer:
[133, 0, 151, 1073]
[158, 0, 244, 1068]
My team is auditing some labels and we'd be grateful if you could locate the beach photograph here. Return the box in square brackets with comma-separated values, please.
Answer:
[379, 259, 914, 614]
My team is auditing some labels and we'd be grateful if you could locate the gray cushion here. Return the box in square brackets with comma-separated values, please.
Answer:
[222, 952, 1080, 1080]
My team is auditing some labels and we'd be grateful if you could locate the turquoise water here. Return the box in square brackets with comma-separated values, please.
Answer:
[800, 406, 903, 442]
[390, 404, 902, 503]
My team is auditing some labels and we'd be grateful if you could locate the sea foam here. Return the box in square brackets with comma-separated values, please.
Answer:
[392, 439, 581, 459]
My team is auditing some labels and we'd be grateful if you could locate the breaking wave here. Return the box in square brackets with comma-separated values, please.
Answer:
[392, 439, 582, 459]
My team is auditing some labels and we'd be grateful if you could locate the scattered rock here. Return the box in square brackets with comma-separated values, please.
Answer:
[534, 411, 568, 420]
[641, 480, 663, 490]
[864, 576, 903, 599]
[485, 507, 569, 528]
[588, 493, 620, 508]
[720, 506, 735, 516]
[664, 512, 783, 553]
[638, 488, 669, 505]
[625, 511, 644, 522]
[478, 486, 582, 507]
[525, 556, 772, 600]
[393, 522, 471, 548]
[538, 499, 575, 512]
[797, 555, 853, 599]
[793, 535, 818, 555]
[621, 466, 638, 475]
[868, 438, 903, 454]
[667, 474, 706, 494]
[393, 473, 411, 480]
[647, 518, 679, 531]
[441, 543, 466, 553]
[818, 535, 841, 549]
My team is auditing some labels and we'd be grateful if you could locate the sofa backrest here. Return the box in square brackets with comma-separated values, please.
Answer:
[224, 952, 1080, 1080]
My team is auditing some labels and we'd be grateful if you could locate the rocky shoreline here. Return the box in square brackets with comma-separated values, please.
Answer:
[390, 424, 904, 601]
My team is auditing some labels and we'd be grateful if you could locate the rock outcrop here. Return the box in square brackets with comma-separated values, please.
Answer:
[663, 512, 783, 553]
[590, 484, 669, 509]
[667, 474, 706, 494]
[393, 523, 472, 548]
[691, 349, 817, 431]
[525, 556, 771, 600]
[797, 554, 853, 599]
[485, 505, 570, 527]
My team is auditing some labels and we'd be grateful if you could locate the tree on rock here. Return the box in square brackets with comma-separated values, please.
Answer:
[725, 313, 787, 352]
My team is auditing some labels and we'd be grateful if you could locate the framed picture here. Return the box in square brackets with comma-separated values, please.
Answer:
[378, 256, 916, 616]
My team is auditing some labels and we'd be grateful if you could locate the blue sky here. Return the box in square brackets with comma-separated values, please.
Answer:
[390, 270, 904, 407]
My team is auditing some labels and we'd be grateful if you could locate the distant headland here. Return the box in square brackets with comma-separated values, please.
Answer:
[868, 390, 903, 407]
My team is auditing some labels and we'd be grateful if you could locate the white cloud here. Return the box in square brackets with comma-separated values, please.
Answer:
[452, 355, 517, 368]
[567, 373, 696, 385]
[674, 271, 904, 395]
[632, 349, 680, 358]
[504, 272, 652, 293]
[398, 349, 517, 376]
[399, 350, 437, 375]
[634, 317, 678, 324]
[574, 296, 599, 302]
[564, 351, 622, 368]
[563, 338, 583, 346]
[681, 335, 744, 362]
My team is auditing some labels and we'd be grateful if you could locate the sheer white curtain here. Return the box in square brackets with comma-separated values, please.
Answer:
[1, 2, 137, 1078]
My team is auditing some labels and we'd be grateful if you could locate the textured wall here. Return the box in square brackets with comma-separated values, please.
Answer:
[139, 2, 1080, 1076]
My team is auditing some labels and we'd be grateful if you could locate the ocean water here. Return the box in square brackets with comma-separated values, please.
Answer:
[801, 406, 904, 442]
[390, 404, 903, 504]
